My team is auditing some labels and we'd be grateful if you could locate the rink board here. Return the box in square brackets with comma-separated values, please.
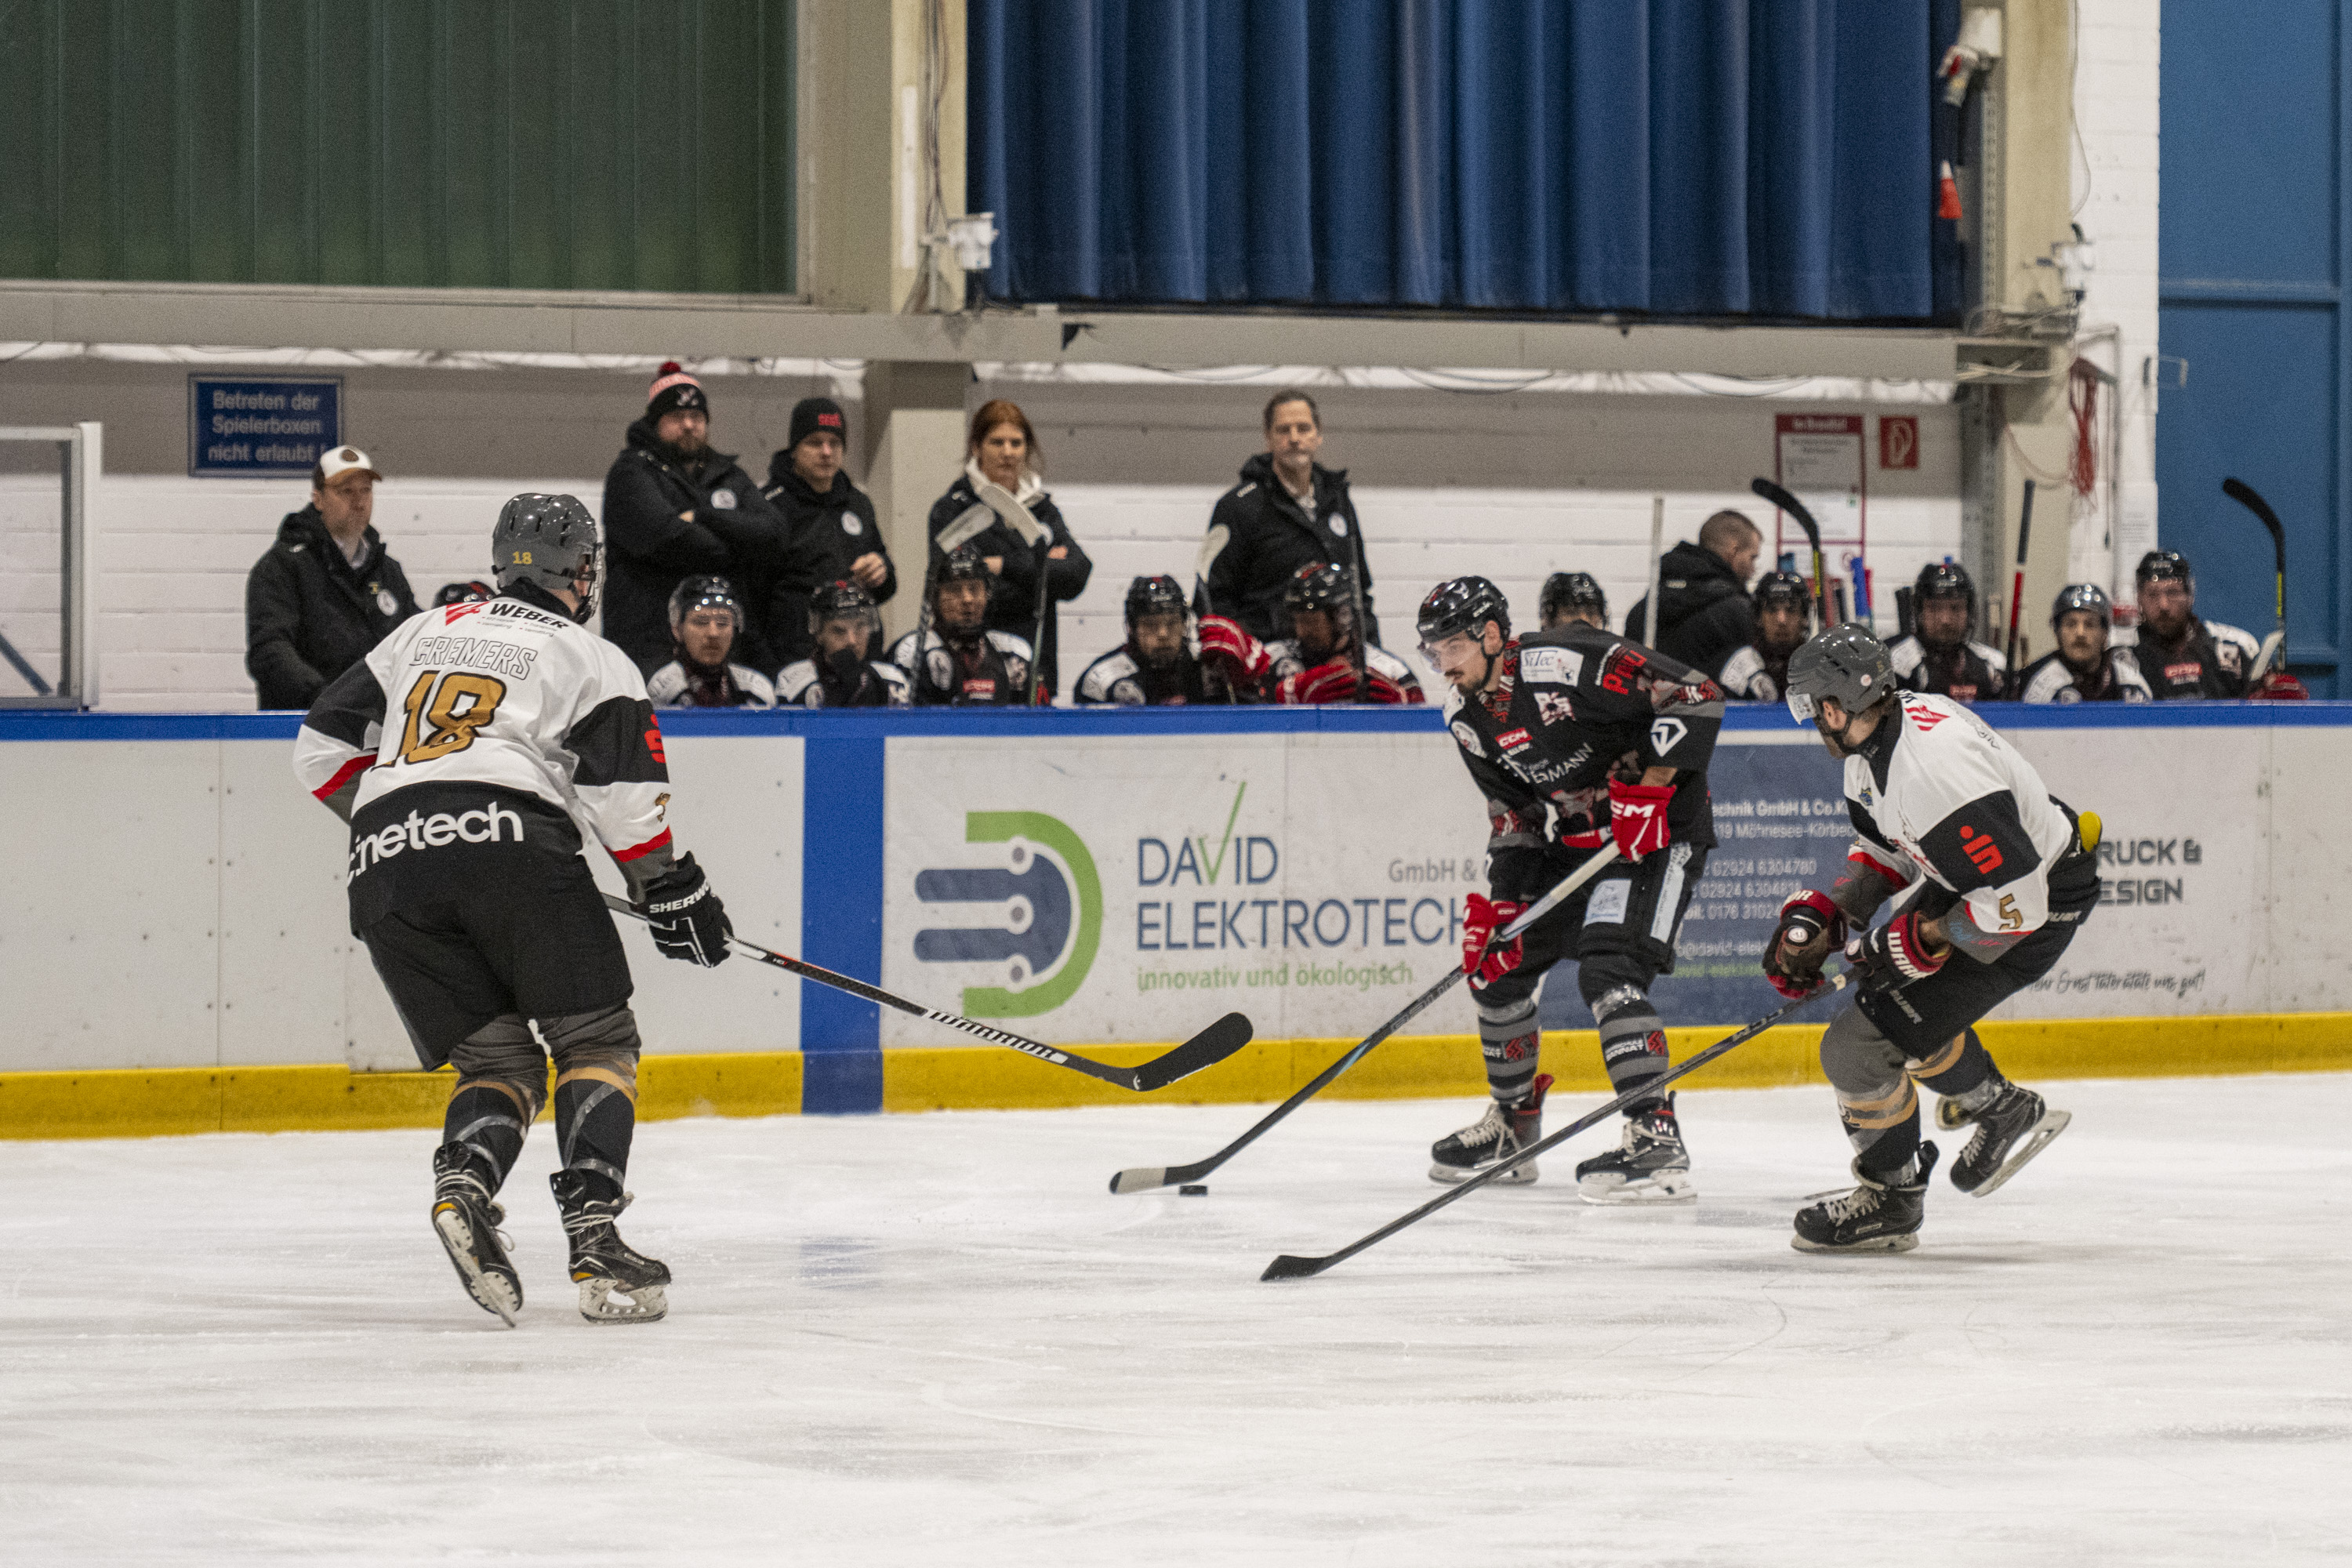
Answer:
[2, 704, 2350, 1130]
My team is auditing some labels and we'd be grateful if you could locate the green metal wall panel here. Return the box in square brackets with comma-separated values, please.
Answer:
[0, 0, 797, 295]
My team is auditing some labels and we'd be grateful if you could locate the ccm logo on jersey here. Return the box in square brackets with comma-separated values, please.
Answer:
[1496, 728, 1533, 753]
[1957, 825, 2005, 873]
[349, 802, 524, 877]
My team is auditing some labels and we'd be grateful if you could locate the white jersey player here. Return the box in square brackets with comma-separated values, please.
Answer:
[1762, 624, 2092, 1253]
[293, 493, 735, 1327]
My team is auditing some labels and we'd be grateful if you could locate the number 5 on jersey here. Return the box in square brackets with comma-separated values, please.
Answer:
[398, 670, 506, 764]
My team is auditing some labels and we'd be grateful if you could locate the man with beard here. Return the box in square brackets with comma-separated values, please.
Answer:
[890, 546, 1034, 706]
[764, 397, 895, 670]
[775, 581, 910, 709]
[1717, 571, 1814, 701]
[1886, 562, 2006, 704]
[2118, 550, 2270, 699]
[1266, 563, 1422, 704]
[1074, 575, 1274, 705]
[600, 361, 788, 673]
[2018, 585, 2151, 703]
[645, 576, 775, 709]
[1539, 571, 1608, 631]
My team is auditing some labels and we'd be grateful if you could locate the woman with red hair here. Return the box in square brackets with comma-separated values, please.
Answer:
[924, 399, 1093, 699]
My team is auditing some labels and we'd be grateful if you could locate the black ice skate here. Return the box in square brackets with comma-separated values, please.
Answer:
[430, 1145, 522, 1327]
[1947, 1082, 2071, 1196]
[1791, 1142, 1939, 1254]
[1428, 1074, 1552, 1185]
[1573, 1094, 1695, 1205]
[550, 1170, 671, 1324]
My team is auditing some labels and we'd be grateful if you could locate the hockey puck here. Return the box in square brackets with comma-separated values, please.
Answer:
[1178, 1184, 1209, 1196]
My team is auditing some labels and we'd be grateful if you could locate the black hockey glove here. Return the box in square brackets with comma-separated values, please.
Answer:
[641, 852, 732, 967]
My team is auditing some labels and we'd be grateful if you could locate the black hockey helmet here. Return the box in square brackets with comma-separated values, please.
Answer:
[668, 573, 742, 630]
[936, 543, 991, 593]
[1914, 560, 1976, 607]
[1784, 622, 1896, 725]
[808, 578, 879, 637]
[1283, 561, 1354, 616]
[1540, 571, 1606, 623]
[1126, 573, 1188, 624]
[1417, 575, 1511, 647]
[1753, 570, 1810, 615]
[433, 579, 495, 608]
[2135, 548, 2193, 586]
[492, 493, 600, 621]
[2050, 582, 2113, 629]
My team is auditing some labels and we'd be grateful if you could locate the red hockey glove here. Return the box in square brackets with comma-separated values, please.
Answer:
[1196, 615, 1272, 685]
[1846, 909, 1947, 990]
[1462, 893, 1528, 989]
[1763, 889, 1847, 1000]
[1281, 659, 1368, 705]
[2249, 671, 2310, 701]
[1607, 778, 1676, 862]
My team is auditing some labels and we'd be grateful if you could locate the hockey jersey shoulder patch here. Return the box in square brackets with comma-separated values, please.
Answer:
[1518, 644, 1584, 687]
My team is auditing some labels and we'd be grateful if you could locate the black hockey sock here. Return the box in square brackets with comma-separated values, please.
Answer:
[1592, 987, 1671, 1112]
[1475, 997, 1543, 1105]
[1848, 1093, 1922, 1181]
[1908, 1027, 1998, 1100]
[441, 1078, 540, 1194]
[545, 1004, 644, 1204]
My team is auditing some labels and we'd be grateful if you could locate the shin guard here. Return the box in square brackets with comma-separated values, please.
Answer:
[443, 1014, 546, 1193]
[1590, 985, 1670, 1111]
[1475, 996, 1543, 1106]
[545, 1004, 643, 1203]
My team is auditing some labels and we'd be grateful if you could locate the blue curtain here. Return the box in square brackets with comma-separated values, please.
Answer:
[970, 0, 1958, 321]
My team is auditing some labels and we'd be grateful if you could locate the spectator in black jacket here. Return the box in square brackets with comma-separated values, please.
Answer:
[924, 399, 1092, 696]
[1622, 510, 1763, 677]
[244, 445, 418, 710]
[599, 360, 789, 673]
[1197, 390, 1377, 645]
[764, 396, 895, 667]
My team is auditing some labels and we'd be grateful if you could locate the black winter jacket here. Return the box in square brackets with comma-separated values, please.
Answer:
[762, 456, 898, 667]
[924, 475, 1093, 696]
[1622, 541, 1755, 678]
[244, 506, 419, 710]
[600, 418, 789, 673]
[1198, 453, 1377, 645]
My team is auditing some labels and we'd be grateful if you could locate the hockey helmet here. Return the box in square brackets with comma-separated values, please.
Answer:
[936, 543, 991, 590]
[492, 493, 600, 621]
[1417, 575, 1511, 648]
[1283, 561, 1355, 617]
[1540, 571, 1607, 624]
[2050, 582, 2112, 630]
[808, 578, 879, 637]
[668, 573, 742, 630]
[1753, 570, 1811, 615]
[2135, 548, 2193, 586]
[1784, 622, 1895, 726]
[1125, 573, 1189, 625]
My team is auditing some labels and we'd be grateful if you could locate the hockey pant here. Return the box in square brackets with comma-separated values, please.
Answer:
[1470, 842, 1705, 1112]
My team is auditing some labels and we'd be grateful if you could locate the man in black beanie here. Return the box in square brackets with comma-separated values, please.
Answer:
[764, 396, 895, 669]
[600, 360, 789, 673]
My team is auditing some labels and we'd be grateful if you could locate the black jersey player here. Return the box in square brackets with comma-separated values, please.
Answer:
[1417, 576, 1725, 1203]
[1074, 573, 1274, 705]
[1762, 624, 2091, 1252]
[294, 494, 735, 1326]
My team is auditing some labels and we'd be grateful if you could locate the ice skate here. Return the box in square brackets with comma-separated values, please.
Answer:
[430, 1145, 522, 1327]
[1791, 1142, 1938, 1254]
[1949, 1082, 2071, 1196]
[1428, 1074, 1551, 1185]
[550, 1170, 671, 1324]
[1573, 1094, 1695, 1205]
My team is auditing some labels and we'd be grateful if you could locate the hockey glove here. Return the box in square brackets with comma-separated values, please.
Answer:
[1279, 659, 1402, 706]
[1763, 889, 1847, 1000]
[1607, 778, 1676, 862]
[1196, 615, 1272, 687]
[1461, 894, 1528, 989]
[641, 852, 733, 967]
[2250, 671, 2310, 701]
[1846, 910, 1947, 991]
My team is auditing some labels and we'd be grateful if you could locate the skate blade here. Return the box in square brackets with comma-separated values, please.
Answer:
[1962, 1108, 2072, 1198]
[1577, 1171, 1697, 1207]
[1428, 1160, 1537, 1187]
[575, 1276, 668, 1325]
[432, 1206, 519, 1327]
[1790, 1229, 1919, 1254]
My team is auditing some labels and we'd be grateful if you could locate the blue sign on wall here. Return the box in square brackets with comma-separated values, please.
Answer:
[187, 377, 342, 476]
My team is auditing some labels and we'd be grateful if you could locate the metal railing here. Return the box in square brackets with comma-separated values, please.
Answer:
[0, 423, 100, 710]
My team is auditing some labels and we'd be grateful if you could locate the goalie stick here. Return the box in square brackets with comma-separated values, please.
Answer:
[1751, 477, 1826, 633]
[1260, 971, 1853, 1281]
[2221, 477, 2289, 679]
[910, 503, 1001, 702]
[1109, 844, 1623, 1195]
[974, 477, 1056, 706]
[601, 892, 1250, 1092]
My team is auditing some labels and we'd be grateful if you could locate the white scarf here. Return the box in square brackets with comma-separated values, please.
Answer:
[966, 458, 1044, 509]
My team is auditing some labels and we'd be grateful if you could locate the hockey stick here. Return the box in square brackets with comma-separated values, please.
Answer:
[601, 892, 1251, 1093]
[2221, 477, 2288, 678]
[1641, 495, 1664, 645]
[912, 503, 999, 701]
[1260, 971, 1853, 1281]
[1110, 844, 1623, 1195]
[1751, 477, 1825, 633]
[974, 478, 1054, 706]
[1342, 503, 1372, 702]
[2003, 480, 2036, 692]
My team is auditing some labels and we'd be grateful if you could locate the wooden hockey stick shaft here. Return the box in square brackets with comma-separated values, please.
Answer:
[2005, 480, 2036, 685]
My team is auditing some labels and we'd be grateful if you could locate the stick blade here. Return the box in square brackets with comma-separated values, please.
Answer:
[1260, 1253, 1331, 1282]
[1132, 1011, 1253, 1093]
[1108, 1167, 1169, 1195]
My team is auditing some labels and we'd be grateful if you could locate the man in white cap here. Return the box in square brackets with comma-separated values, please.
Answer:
[245, 445, 419, 710]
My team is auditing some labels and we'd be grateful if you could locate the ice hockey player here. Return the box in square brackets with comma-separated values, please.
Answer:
[1417, 575, 1724, 1201]
[292, 493, 736, 1326]
[1716, 570, 1814, 702]
[776, 580, 910, 708]
[1539, 571, 1609, 631]
[2016, 584, 2151, 703]
[1763, 623, 2091, 1252]
[1268, 562, 1423, 704]
[1075, 574, 1274, 705]
[2118, 548, 2285, 699]
[1886, 561, 2006, 703]
[645, 574, 776, 709]
[891, 544, 1034, 706]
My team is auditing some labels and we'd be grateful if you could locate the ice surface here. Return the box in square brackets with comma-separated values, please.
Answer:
[4, 1075, 2348, 1565]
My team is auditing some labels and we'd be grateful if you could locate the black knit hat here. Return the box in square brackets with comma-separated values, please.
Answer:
[647, 361, 708, 419]
[789, 396, 848, 450]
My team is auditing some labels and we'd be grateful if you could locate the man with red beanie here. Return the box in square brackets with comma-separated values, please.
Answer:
[600, 361, 788, 673]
